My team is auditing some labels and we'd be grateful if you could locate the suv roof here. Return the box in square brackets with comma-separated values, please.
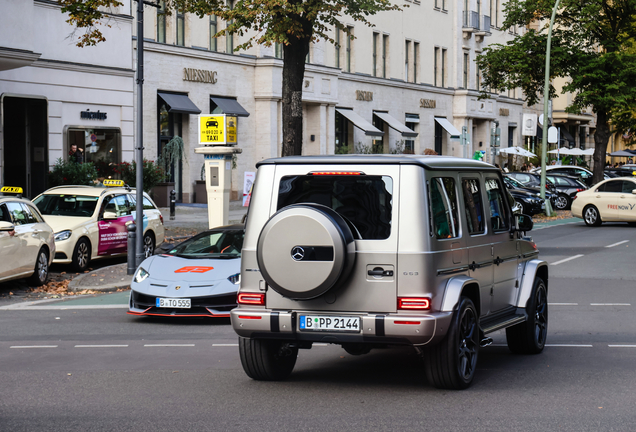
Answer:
[257, 155, 499, 171]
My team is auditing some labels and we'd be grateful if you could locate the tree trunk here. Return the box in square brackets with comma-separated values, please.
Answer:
[281, 35, 311, 157]
[592, 110, 610, 184]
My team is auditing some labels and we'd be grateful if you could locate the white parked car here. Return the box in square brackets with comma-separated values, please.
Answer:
[0, 187, 55, 286]
[32, 182, 165, 271]
[571, 177, 636, 226]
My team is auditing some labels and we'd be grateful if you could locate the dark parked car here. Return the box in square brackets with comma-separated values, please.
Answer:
[544, 174, 587, 210]
[507, 172, 558, 194]
[506, 188, 545, 216]
[605, 167, 636, 178]
[533, 166, 608, 187]
[503, 175, 558, 209]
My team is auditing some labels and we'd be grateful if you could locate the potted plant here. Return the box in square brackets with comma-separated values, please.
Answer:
[48, 158, 98, 187]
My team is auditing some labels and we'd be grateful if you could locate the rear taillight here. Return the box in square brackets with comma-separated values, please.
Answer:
[572, 195, 577, 200]
[238, 292, 265, 305]
[576, 188, 584, 192]
[159, 214, 164, 224]
[398, 297, 431, 310]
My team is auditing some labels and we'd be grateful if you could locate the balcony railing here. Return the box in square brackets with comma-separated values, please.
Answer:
[480, 15, 491, 33]
[463, 10, 479, 29]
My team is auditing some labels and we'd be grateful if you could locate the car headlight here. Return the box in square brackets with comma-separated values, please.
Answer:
[54, 230, 72, 242]
[228, 273, 240, 285]
[134, 267, 150, 283]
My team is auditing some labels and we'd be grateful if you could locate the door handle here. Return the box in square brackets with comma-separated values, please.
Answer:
[368, 268, 393, 277]
[596, 195, 601, 198]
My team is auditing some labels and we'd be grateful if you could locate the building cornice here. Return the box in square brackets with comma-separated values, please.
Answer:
[338, 73, 455, 96]
[32, 58, 134, 77]
[0, 47, 42, 71]
[35, 0, 133, 21]
[141, 40, 257, 67]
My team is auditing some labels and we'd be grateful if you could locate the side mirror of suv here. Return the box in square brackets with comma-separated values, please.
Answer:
[513, 214, 533, 232]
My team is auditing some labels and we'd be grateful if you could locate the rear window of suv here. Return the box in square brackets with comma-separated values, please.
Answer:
[277, 174, 392, 239]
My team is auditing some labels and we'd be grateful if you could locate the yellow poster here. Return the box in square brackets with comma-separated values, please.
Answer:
[199, 115, 225, 144]
[226, 116, 237, 144]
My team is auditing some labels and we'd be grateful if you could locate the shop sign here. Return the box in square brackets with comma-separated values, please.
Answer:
[499, 108, 510, 116]
[183, 68, 218, 84]
[80, 109, 107, 120]
[420, 99, 436, 109]
[199, 114, 238, 145]
[356, 90, 373, 101]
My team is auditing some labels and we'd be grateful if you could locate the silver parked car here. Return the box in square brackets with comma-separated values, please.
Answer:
[231, 155, 547, 389]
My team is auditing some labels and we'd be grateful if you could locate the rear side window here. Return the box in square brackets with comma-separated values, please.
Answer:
[602, 181, 622, 193]
[461, 179, 485, 235]
[622, 181, 636, 193]
[429, 177, 460, 239]
[485, 178, 510, 231]
[277, 174, 392, 239]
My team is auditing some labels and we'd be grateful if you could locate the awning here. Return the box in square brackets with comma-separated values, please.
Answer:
[373, 112, 418, 137]
[335, 108, 383, 136]
[210, 96, 250, 117]
[434, 117, 461, 139]
[157, 92, 201, 114]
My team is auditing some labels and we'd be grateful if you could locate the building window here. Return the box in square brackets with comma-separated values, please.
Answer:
[67, 128, 121, 179]
[157, 0, 166, 43]
[210, 15, 217, 51]
[405, 40, 410, 82]
[441, 48, 447, 87]
[413, 42, 419, 83]
[442, 0, 446, 10]
[275, 42, 283, 59]
[335, 29, 340, 68]
[373, 33, 378, 77]
[476, 63, 480, 90]
[372, 115, 385, 153]
[463, 52, 469, 89]
[176, 7, 185, 46]
[382, 34, 388, 78]
[346, 26, 353, 72]
[405, 114, 419, 154]
[226, 0, 234, 53]
[434, 47, 439, 86]
[435, 0, 439, 8]
[335, 111, 349, 154]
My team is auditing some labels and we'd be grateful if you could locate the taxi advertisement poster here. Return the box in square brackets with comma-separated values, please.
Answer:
[199, 114, 237, 145]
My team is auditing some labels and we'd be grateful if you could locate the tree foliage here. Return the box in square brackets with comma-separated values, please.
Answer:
[476, 0, 636, 182]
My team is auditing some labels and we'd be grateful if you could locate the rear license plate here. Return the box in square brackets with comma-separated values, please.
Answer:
[156, 298, 191, 308]
[299, 315, 361, 333]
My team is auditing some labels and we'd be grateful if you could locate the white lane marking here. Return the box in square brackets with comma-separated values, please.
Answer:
[551, 254, 584, 266]
[74, 345, 128, 348]
[608, 345, 636, 348]
[590, 303, 631, 306]
[546, 344, 593, 347]
[314, 343, 329, 346]
[549, 303, 579, 306]
[212, 344, 238, 347]
[10, 345, 58, 349]
[0, 304, 129, 310]
[144, 344, 195, 347]
[606, 240, 629, 248]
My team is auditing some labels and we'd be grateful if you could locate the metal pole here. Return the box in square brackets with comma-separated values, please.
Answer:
[540, 0, 561, 217]
[135, 0, 145, 266]
[127, 222, 137, 275]
[170, 189, 176, 220]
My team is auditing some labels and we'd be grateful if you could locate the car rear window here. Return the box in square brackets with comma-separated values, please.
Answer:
[277, 174, 392, 240]
[33, 195, 99, 217]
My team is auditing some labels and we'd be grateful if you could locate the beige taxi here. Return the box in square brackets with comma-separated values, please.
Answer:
[571, 177, 636, 226]
[0, 187, 55, 286]
[32, 182, 165, 271]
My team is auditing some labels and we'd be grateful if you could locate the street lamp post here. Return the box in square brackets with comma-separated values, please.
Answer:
[540, 0, 561, 217]
[135, 0, 145, 267]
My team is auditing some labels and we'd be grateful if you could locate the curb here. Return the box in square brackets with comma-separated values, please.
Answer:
[67, 265, 132, 293]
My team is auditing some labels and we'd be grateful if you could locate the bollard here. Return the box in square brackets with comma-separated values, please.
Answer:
[170, 189, 176, 220]
[127, 222, 137, 275]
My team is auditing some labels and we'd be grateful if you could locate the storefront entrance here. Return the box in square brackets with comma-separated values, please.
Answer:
[1, 96, 48, 198]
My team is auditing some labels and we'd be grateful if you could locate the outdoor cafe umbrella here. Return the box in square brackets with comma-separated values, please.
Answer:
[609, 149, 636, 157]
[499, 146, 536, 158]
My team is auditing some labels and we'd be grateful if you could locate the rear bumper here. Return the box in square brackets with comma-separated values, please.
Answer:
[230, 308, 453, 347]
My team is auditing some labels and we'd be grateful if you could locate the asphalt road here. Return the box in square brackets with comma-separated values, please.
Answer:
[2, 220, 636, 431]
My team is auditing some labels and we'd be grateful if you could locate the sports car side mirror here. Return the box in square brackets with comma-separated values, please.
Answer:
[103, 211, 118, 220]
[0, 221, 15, 231]
[513, 214, 533, 232]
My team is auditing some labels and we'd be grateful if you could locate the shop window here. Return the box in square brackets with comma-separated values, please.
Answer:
[157, 0, 166, 43]
[335, 111, 349, 154]
[67, 128, 121, 179]
[158, 98, 183, 201]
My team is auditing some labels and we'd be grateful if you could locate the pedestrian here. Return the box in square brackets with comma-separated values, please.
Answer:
[69, 144, 84, 163]
[503, 162, 509, 173]
[520, 163, 528, 172]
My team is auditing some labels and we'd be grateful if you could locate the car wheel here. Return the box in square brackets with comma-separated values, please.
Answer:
[238, 337, 298, 381]
[555, 194, 571, 210]
[72, 238, 91, 272]
[583, 205, 602, 227]
[506, 277, 548, 354]
[424, 297, 479, 390]
[627, 222, 636, 227]
[143, 232, 155, 258]
[342, 344, 372, 356]
[27, 248, 49, 287]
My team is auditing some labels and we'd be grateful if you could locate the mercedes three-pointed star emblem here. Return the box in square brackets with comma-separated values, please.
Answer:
[291, 246, 305, 261]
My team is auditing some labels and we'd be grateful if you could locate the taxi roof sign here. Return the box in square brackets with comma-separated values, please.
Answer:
[1, 186, 24, 195]
[103, 179, 125, 187]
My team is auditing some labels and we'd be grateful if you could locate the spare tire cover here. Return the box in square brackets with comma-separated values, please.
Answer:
[257, 204, 356, 300]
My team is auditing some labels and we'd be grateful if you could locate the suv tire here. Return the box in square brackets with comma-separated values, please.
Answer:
[239, 338, 298, 381]
[506, 277, 548, 354]
[424, 297, 479, 390]
[257, 204, 356, 300]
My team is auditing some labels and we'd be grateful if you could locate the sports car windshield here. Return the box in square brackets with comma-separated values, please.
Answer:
[33, 194, 99, 217]
[170, 229, 244, 258]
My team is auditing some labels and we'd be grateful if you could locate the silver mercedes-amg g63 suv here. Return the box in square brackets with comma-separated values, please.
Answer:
[231, 155, 548, 389]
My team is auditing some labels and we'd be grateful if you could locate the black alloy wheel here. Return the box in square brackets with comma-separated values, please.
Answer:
[143, 233, 155, 258]
[424, 297, 479, 389]
[555, 194, 571, 210]
[72, 238, 91, 272]
[506, 277, 548, 354]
